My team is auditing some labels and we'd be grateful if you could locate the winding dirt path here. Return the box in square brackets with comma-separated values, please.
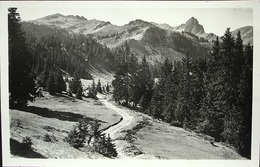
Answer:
[97, 94, 137, 158]
[101, 99, 134, 139]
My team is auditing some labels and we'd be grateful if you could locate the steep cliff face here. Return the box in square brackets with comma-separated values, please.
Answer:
[184, 17, 205, 35]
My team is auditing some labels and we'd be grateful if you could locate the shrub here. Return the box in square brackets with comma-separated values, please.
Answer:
[65, 117, 92, 148]
[65, 125, 86, 148]
[43, 133, 52, 142]
[65, 117, 118, 157]
[21, 136, 32, 149]
[93, 134, 118, 158]
[43, 133, 57, 142]
[87, 85, 98, 99]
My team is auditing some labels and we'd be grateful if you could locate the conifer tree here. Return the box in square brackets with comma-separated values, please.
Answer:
[150, 58, 172, 118]
[236, 43, 252, 158]
[161, 68, 180, 123]
[112, 42, 131, 106]
[176, 53, 193, 128]
[9, 8, 35, 106]
[46, 72, 56, 95]
[106, 84, 110, 93]
[138, 56, 153, 110]
[76, 86, 83, 100]
[150, 79, 164, 119]
[55, 70, 66, 93]
[128, 54, 141, 107]
[69, 73, 82, 94]
[97, 79, 102, 93]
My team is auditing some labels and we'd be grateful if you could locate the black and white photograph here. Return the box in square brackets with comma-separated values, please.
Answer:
[1, 1, 260, 167]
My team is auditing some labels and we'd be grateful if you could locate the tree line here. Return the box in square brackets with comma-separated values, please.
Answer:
[112, 30, 252, 158]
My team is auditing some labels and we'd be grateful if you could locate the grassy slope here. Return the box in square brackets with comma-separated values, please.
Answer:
[133, 120, 244, 159]
[10, 91, 121, 158]
[102, 98, 245, 159]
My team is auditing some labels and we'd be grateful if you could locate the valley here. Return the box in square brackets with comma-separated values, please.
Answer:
[7, 8, 253, 161]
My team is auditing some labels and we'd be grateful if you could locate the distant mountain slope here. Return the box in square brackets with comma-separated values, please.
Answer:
[231, 26, 253, 45]
[152, 17, 252, 45]
[152, 17, 205, 35]
[152, 17, 217, 42]
[25, 13, 253, 64]
[26, 14, 212, 63]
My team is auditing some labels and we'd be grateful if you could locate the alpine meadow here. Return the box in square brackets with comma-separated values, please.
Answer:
[7, 6, 253, 160]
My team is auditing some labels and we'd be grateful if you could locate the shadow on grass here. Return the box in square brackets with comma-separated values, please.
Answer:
[54, 93, 74, 99]
[12, 106, 106, 123]
[10, 138, 46, 158]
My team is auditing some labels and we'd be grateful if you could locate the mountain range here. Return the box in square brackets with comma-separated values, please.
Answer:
[22, 13, 253, 64]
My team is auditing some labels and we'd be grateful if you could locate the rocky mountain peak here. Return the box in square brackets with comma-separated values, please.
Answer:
[186, 17, 199, 25]
[184, 17, 205, 34]
[41, 13, 64, 20]
[128, 19, 153, 27]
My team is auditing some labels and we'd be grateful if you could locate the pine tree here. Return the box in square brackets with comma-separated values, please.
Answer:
[46, 72, 56, 95]
[161, 68, 180, 123]
[112, 71, 126, 103]
[224, 43, 252, 158]
[138, 56, 153, 110]
[112, 42, 131, 106]
[176, 53, 193, 128]
[198, 35, 228, 140]
[69, 73, 82, 94]
[106, 135, 118, 157]
[9, 8, 35, 106]
[55, 70, 66, 93]
[106, 84, 110, 93]
[150, 78, 165, 119]
[96, 79, 102, 93]
[76, 86, 83, 100]
[149, 58, 172, 119]
[161, 57, 173, 78]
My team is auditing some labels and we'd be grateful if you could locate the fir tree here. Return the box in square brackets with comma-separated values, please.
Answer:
[76, 86, 83, 100]
[46, 72, 56, 95]
[138, 56, 153, 110]
[106, 84, 110, 93]
[55, 70, 66, 93]
[112, 42, 131, 106]
[236, 43, 252, 158]
[149, 58, 172, 119]
[161, 68, 180, 123]
[9, 8, 35, 106]
[97, 79, 102, 93]
[69, 73, 82, 94]
[150, 78, 165, 119]
[128, 54, 142, 107]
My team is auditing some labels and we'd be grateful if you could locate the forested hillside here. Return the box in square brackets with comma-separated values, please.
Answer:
[112, 29, 253, 158]
[22, 22, 116, 80]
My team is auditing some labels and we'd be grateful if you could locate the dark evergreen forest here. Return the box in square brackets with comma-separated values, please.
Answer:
[112, 30, 252, 158]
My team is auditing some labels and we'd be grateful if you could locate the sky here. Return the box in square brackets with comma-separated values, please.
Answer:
[4, 1, 254, 36]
